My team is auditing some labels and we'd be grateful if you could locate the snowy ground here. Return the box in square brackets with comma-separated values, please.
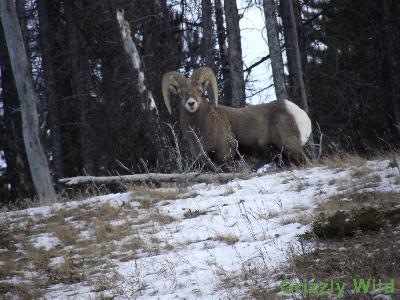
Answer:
[1, 159, 399, 299]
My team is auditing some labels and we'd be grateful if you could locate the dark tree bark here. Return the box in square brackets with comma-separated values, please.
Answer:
[201, 0, 216, 72]
[284, 0, 308, 112]
[263, 0, 288, 100]
[0, 0, 56, 203]
[223, 0, 246, 107]
[279, 0, 307, 106]
[281, 0, 316, 159]
[382, 1, 400, 139]
[214, 0, 231, 104]
[37, 0, 64, 180]
[63, 0, 95, 174]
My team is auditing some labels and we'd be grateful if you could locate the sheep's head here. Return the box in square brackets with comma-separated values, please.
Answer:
[162, 67, 218, 114]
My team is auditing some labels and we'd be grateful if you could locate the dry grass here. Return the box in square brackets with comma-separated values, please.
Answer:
[221, 186, 235, 196]
[47, 255, 86, 284]
[92, 219, 131, 243]
[52, 223, 79, 245]
[150, 213, 176, 225]
[315, 191, 400, 215]
[321, 153, 366, 169]
[130, 182, 199, 209]
[213, 234, 239, 245]
[183, 209, 208, 219]
[214, 257, 278, 299]
[349, 166, 371, 178]
[121, 236, 144, 252]
[287, 229, 400, 299]
[257, 210, 280, 220]
[284, 185, 400, 298]
[280, 212, 312, 226]
[0, 196, 147, 298]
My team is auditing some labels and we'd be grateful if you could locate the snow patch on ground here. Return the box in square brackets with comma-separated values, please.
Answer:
[30, 233, 61, 251]
[1, 159, 399, 299]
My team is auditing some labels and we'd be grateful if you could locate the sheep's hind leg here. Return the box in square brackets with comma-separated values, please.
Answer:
[282, 137, 308, 166]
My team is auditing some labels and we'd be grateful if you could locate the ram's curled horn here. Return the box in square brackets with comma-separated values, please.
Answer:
[191, 67, 219, 106]
[162, 71, 186, 114]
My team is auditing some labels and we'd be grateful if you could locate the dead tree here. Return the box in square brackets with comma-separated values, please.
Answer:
[116, 10, 172, 171]
[0, 0, 56, 203]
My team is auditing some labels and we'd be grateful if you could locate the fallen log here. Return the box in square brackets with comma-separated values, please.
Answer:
[59, 172, 258, 186]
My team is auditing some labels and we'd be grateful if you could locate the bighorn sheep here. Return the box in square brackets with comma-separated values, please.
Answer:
[162, 67, 312, 169]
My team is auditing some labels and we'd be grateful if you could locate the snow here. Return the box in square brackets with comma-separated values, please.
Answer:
[30, 233, 61, 251]
[1, 159, 399, 299]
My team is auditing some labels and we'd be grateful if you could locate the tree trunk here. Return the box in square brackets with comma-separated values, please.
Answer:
[214, 0, 231, 104]
[223, 0, 246, 107]
[116, 9, 172, 171]
[382, 1, 400, 140]
[37, 0, 64, 180]
[263, 0, 288, 100]
[285, 0, 308, 112]
[0, 24, 34, 202]
[279, 0, 306, 105]
[201, 0, 216, 72]
[63, 0, 95, 174]
[139, 1, 178, 171]
[0, 0, 56, 204]
[283, 0, 316, 159]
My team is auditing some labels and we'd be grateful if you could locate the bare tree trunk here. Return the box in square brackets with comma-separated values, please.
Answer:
[279, 0, 305, 105]
[214, 0, 231, 105]
[37, 0, 64, 180]
[263, 0, 288, 100]
[63, 0, 95, 175]
[116, 10, 172, 171]
[382, 2, 400, 140]
[201, 0, 216, 72]
[285, 0, 308, 112]
[284, 0, 316, 159]
[0, 0, 56, 204]
[223, 0, 246, 107]
[0, 25, 34, 201]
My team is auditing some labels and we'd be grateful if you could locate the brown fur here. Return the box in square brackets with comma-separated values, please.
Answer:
[162, 68, 308, 169]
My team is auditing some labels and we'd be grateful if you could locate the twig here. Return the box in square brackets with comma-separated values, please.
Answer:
[116, 159, 131, 172]
[315, 122, 324, 161]
[166, 123, 183, 172]
[189, 127, 220, 172]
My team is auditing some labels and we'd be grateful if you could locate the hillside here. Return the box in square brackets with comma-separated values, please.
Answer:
[1, 158, 399, 299]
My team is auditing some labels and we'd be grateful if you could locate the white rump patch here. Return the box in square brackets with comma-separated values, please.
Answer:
[283, 100, 312, 145]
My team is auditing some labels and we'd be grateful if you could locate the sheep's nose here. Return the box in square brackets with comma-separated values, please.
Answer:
[188, 100, 195, 107]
